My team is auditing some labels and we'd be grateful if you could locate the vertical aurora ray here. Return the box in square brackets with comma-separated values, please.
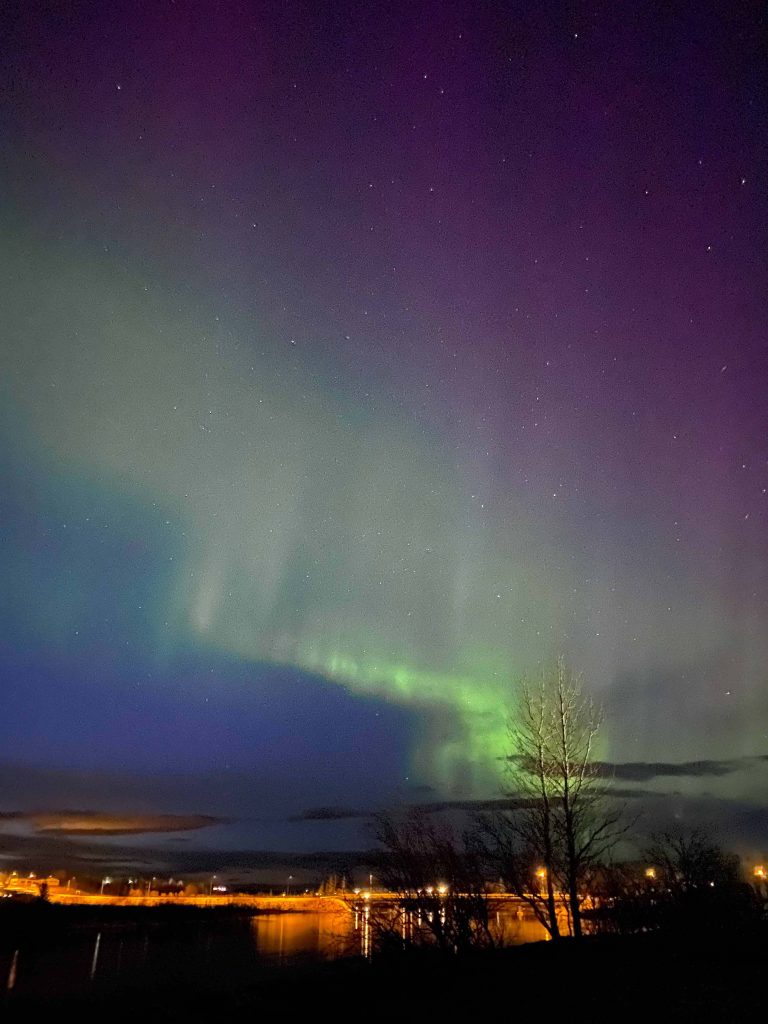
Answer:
[1, 0, 766, 811]
[4, 221, 760, 789]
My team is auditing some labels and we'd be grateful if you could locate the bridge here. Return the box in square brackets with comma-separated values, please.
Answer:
[39, 890, 530, 915]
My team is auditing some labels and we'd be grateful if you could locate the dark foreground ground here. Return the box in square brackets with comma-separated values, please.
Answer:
[0, 903, 764, 1022]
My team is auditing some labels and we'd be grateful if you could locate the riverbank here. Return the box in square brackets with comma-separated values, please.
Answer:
[1, 913, 763, 1021]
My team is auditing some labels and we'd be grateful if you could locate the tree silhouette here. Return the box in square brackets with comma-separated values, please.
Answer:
[480, 659, 625, 938]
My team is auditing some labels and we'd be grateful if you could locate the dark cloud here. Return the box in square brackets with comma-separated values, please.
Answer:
[290, 806, 368, 822]
[0, 759, 402, 828]
[412, 799, 528, 814]
[0, 822, 376, 876]
[593, 757, 762, 782]
[294, 797, 533, 822]
[505, 753, 766, 783]
[595, 786, 665, 800]
[619, 795, 768, 856]
[21, 811, 224, 836]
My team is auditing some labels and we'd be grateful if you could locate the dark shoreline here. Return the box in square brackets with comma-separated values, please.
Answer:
[0, 899, 311, 943]
[1, 937, 762, 1022]
[0, 900, 764, 1021]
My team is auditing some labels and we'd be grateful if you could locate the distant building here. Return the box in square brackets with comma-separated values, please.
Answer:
[1, 873, 59, 897]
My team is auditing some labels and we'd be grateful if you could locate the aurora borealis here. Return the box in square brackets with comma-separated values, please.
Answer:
[1, 1, 767, 859]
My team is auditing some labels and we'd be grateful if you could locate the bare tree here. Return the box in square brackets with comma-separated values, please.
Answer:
[372, 809, 498, 953]
[644, 827, 740, 897]
[479, 681, 562, 938]
[480, 659, 625, 939]
[631, 827, 763, 934]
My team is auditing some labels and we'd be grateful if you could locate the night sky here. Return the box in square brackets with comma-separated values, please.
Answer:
[1, 0, 767, 868]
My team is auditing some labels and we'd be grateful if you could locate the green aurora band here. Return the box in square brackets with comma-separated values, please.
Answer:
[2, 227, 735, 788]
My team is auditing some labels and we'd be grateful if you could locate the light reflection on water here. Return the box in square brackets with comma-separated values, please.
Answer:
[252, 906, 549, 960]
[0, 907, 549, 996]
[251, 909, 355, 960]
